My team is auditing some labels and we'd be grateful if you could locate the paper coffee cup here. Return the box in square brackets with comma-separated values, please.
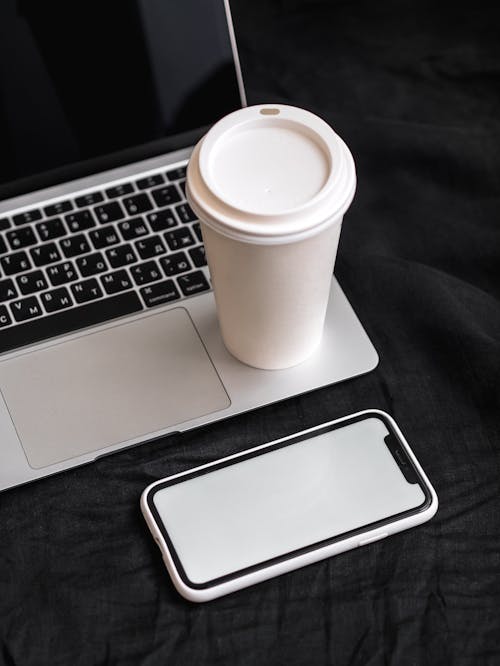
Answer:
[187, 104, 356, 369]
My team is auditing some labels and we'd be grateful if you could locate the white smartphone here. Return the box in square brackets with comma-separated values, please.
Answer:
[141, 409, 438, 602]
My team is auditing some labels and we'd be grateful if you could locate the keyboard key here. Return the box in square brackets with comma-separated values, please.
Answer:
[140, 280, 180, 307]
[189, 245, 207, 267]
[60, 234, 91, 258]
[17, 270, 48, 295]
[136, 174, 164, 189]
[147, 209, 178, 232]
[89, 225, 120, 249]
[65, 210, 96, 232]
[94, 201, 125, 224]
[0, 278, 17, 302]
[160, 251, 191, 276]
[71, 278, 103, 304]
[0, 218, 11, 231]
[135, 236, 166, 260]
[0, 292, 143, 353]
[13, 209, 42, 226]
[164, 227, 195, 251]
[123, 193, 153, 215]
[106, 243, 137, 268]
[177, 271, 210, 297]
[151, 185, 181, 208]
[74, 192, 104, 207]
[76, 252, 107, 277]
[101, 270, 133, 295]
[41, 287, 73, 313]
[44, 200, 73, 216]
[0, 236, 7, 254]
[192, 222, 203, 242]
[130, 260, 162, 285]
[47, 261, 77, 286]
[105, 182, 134, 198]
[0, 305, 12, 327]
[1, 251, 31, 275]
[118, 217, 148, 240]
[15, 258, 47, 285]
[36, 218, 66, 241]
[30, 242, 62, 267]
[166, 166, 186, 181]
[6, 226, 38, 250]
[178, 180, 186, 196]
[175, 202, 197, 224]
[11, 295, 43, 322]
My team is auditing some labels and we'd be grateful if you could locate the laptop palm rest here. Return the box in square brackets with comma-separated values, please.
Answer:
[0, 308, 230, 469]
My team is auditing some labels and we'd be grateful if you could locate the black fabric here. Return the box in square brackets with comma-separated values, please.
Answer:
[2, 1, 500, 664]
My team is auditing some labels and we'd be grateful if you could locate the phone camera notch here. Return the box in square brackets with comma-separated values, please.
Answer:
[395, 449, 408, 466]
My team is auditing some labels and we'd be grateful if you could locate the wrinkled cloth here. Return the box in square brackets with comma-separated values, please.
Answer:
[1, 1, 500, 664]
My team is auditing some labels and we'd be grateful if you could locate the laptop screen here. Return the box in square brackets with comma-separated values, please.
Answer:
[0, 0, 243, 199]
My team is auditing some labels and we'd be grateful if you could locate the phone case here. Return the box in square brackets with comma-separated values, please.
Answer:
[141, 409, 438, 602]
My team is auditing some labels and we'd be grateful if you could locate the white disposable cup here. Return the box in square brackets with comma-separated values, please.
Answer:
[187, 104, 356, 370]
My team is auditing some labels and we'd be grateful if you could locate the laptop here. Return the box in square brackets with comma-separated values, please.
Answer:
[0, 0, 378, 491]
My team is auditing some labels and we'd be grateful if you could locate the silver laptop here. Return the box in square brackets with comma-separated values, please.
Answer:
[0, 0, 378, 491]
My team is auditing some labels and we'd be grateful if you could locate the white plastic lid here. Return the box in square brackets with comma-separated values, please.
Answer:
[187, 104, 356, 244]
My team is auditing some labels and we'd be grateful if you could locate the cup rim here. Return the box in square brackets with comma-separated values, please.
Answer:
[187, 104, 356, 245]
[198, 112, 337, 218]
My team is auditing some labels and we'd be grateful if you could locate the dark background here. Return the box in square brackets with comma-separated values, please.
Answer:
[2, 0, 500, 664]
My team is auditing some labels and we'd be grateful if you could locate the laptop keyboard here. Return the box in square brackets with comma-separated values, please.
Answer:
[0, 164, 211, 354]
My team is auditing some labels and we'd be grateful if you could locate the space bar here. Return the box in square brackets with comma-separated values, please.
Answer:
[0, 292, 143, 354]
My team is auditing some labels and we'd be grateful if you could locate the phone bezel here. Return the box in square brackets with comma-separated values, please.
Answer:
[146, 411, 433, 590]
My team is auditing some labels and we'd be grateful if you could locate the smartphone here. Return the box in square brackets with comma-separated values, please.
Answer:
[141, 409, 438, 602]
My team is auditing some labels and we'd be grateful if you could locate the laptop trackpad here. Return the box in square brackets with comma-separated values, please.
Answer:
[0, 308, 230, 469]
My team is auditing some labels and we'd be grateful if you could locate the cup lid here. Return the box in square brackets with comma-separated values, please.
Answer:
[187, 104, 356, 244]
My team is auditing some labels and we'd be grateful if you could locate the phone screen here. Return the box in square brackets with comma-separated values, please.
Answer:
[150, 415, 429, 587]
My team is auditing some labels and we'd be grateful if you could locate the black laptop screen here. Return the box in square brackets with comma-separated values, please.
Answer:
[0, 0, 243, 199]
